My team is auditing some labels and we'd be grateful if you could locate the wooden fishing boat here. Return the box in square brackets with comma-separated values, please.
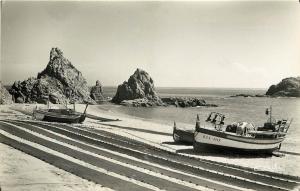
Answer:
[173, 122, 194, 144]
[193, 107, 292, 154]
[33, 104, 88, 123]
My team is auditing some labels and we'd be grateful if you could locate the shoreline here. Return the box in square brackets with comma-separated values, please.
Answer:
[1, 103, 300, 191]
[1, 118, 299, 190]
[1, 103, 300, 177]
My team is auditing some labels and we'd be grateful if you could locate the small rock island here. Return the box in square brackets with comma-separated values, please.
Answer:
[266, 76, 300, 97]
[90, 80, 105, 103]
[112, 68, 164, 107]
[112, 68, 217, 107]
[161, 97, 217, 108]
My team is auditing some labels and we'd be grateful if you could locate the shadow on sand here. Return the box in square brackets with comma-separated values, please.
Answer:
[94, 122, 173, 136]
[86, 114, 121, 122]
[175, 148, 274, 159]
[162, 141, 193, 146]
[278, 150, 300, 156]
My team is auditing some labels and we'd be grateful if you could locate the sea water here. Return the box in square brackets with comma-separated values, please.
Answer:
[101, 87, 300, 153]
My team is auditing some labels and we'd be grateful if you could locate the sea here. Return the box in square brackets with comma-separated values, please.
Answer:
[100, 87, 300, 153]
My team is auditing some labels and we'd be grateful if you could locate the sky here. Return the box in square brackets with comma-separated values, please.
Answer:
[1, 1, 300, 88]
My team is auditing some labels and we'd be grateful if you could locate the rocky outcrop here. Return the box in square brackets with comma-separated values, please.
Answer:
[9, 48, 95, 104]
[119, 98, 157, 107]
[230, 94, 268, 98]
[161, 97, 217, 107]
[90, 80, 105, 103]
[112, 68, 218, 107]
[266, 77, 300, 97]
[0, 81, 13, 104]
[112, 68, 163, 106]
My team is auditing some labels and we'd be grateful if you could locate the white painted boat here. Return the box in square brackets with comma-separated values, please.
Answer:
[194, 127, 285, 153]
[193, 108, 292, 154]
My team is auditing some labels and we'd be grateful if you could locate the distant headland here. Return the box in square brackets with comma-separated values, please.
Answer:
[231, 77, 300, 98]
[266, 77, 300, 97]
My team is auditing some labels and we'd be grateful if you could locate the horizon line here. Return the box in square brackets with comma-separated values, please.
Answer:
[98, 85, 267, 90]
[2, 83, 267, 90]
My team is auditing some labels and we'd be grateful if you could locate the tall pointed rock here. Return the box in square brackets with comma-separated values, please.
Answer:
[9, 48, 95, 104]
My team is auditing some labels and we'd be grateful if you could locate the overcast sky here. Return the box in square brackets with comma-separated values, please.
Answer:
[1, 1, 300, 88]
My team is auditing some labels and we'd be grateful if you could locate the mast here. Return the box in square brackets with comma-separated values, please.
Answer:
[195, 114, 201, 131]
[47, 97, 50, 109]
[285, 118, 293, 133]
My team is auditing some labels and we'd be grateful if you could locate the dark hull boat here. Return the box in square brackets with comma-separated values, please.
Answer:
[173, 122, 194, 144]
[33, 104, 88, 124]
[191, 107, 291, 154]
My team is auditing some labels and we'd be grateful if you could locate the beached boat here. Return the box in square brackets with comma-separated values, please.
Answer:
[193, 107, 292, 153]
[173, 122, 194, 144]
[33, 104, 88, 123]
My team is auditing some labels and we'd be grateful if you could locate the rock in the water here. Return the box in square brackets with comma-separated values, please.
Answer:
[230, 94, 268, 98]
[266, 77, 300, 97]
[90, 80, 105, 103]
[120, 98, 153, 107]
[9, 48, 95, 104]
[161, 97, 217, 107]
[0, 81, 13, 104]
[112, 68, 163, 106]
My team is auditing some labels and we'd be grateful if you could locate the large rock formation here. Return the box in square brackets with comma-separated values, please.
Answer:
[0, 81, 13, 104]
[266, 77, 300, 97]
[112, 68, 163, 106]
[90, 80, 105, 103]
[9, 48, 95, 104]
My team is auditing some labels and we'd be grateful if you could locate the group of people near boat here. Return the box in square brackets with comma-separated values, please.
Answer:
[206, 112, 256, 136]
[204, 111, 290, 137]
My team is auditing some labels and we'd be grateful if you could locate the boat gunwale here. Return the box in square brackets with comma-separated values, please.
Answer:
[195, 127, 285, 145]
[34, 109, 84, 119]
[193, 141, 279, 153]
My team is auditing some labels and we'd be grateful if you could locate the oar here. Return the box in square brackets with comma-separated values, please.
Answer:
[285, 118, 293, 133]
[83, 103, 89, 115]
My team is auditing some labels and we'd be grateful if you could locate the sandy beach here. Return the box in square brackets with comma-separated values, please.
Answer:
[0, 105, 115, 191]
[1, 103, 300, 191]
[2, 1, 300, 190]
[0, 143, 114, 191]
[71, 103, 300, 177]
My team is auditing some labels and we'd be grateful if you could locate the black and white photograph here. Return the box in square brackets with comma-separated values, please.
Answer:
[0, 0, 300, 190]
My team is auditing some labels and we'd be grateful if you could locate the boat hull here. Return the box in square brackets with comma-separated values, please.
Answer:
[194, 127, 284, 153]
[173, 127, 194, 144]
[33, 110, 86, 123]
